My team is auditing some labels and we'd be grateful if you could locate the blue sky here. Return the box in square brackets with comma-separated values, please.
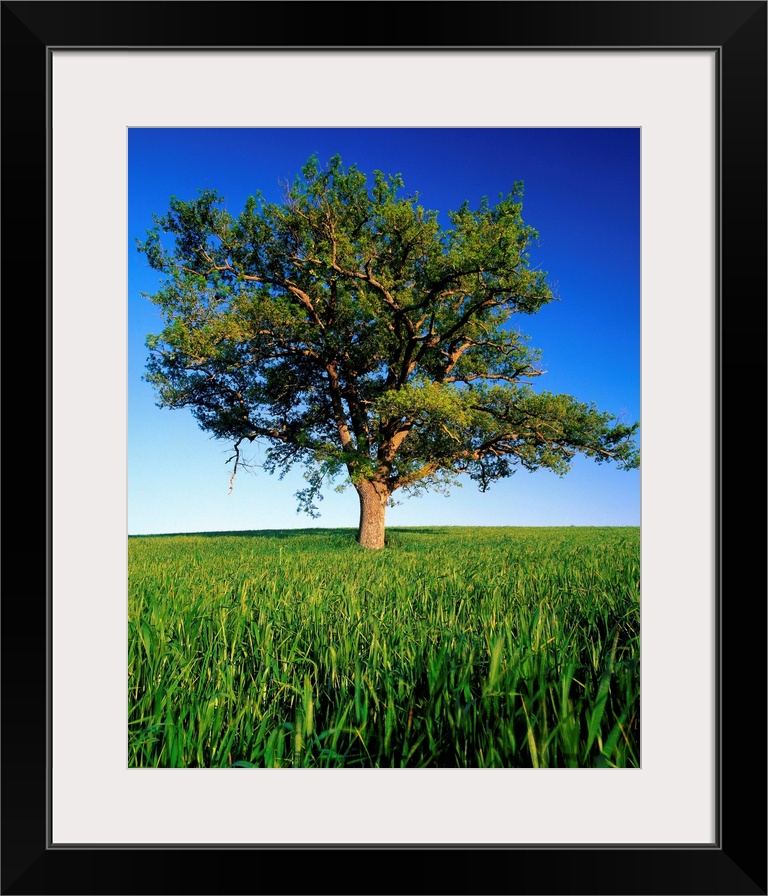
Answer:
[128, 128, 640, 535]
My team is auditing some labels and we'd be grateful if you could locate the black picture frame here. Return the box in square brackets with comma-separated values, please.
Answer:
[2, 2, 765, 894]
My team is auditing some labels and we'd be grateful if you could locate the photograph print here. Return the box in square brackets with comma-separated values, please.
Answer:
[128, 127, 640, 769]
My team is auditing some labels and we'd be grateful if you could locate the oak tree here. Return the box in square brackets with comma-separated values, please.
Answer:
[139, 155, 639, 548]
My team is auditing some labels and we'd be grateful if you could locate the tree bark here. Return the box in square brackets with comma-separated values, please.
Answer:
[355, 479, 390, 549]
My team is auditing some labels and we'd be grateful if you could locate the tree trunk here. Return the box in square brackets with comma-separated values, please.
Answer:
[355, 479, 390, 549]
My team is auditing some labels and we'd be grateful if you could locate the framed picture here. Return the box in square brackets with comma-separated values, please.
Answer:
[3, 2, 765, 893]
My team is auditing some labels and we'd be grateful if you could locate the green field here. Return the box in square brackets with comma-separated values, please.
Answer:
[128, 526, 640, 768]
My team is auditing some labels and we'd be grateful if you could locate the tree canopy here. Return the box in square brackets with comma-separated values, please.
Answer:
[139, 154, 639, 548]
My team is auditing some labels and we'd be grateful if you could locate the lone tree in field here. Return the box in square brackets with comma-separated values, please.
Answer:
[139, 154, 639, 549]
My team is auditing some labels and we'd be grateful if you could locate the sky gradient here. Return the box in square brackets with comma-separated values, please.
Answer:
[128, 128, 640, 535]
